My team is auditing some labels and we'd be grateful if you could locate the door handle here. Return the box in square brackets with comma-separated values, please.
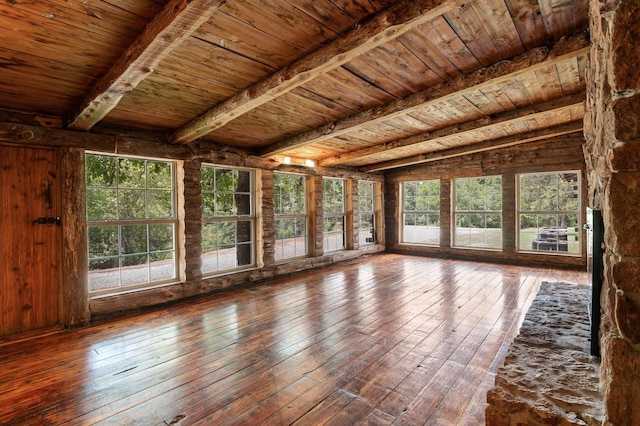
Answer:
[33, 217, 61, 225]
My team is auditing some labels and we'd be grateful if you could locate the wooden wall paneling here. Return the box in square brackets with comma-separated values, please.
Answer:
[306, 174, 318, 259]
[0, 146, 62, 336]
[347, 178, 356, 250]
[30, 148, 60, 330]
[285, 0, 358, 34]
[60, 147, 90, 328]
[175, 160, 187, 284]
[0, 84, 80, 119]
[467, 0, 525, 58]
[0, 60, 88, 97]
[10, 0, 151, 39]
[313, 175, 324, 258]
[196, 16, 304, 69]
[440, 178, 452, 249]
[538, 0, 580, 37]
[256, 170, 276, 268]
[365, 40, 443, 90]
[423, 16, 481, 73]
[444, 0, 504, 67]
[384, 179, 399, 252]
[100, 108, 187, 132]
[221, 0, 339, 53]
[343, 57, 414, 99]
[397, 23, 460, 82]
[374, 181, 385, 247]
[182, 160, 203, 282]
[503, 0, 549, 51]
[172, 38, 276, 90]
[1, 147, 31, 334]
[0, 4, 119, 67]
[501, 172, 516, 254]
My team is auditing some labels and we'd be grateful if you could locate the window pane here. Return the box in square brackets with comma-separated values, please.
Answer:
[323, 216, 345, 252]
[121, 254, 149, 287]
[121, 225, 148, 254]
[147, 162, 172, 189]
[86, 188, 117, 221]
[215, 192, 236, 216]
[275, 218, 308, 261]
[118, 189, 145, 219]
[118, 158, 146, 188]
[88, 226, 118, 258]
[358, 181, 376, 246]
[518, 171, 580, 254]
[150, 252, 174, 282]
[86, 155, 117, 187]
[149, 224, 173, 251]
[88, 258, 120, 292]
[454, 176, 502, 249]
[86, 154, 177, 294]
[323, 178, 345, 214]
[201, 220, 254, 273]
[202, 193, 215, 217]
[401, 180, 440, 246]
[147, 190, 173, 218]
[360, 213, 375, 244]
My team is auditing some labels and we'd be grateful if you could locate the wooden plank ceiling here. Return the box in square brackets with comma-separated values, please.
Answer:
[0, 0, 589, 171]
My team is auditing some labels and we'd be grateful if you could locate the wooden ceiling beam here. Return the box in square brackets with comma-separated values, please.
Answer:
[67, 0, 226, 131]
[360, 121, 584, 172]
[169, 0, 455, 144]
[260, 31, 590, 157]
[320, 92, 586, 166]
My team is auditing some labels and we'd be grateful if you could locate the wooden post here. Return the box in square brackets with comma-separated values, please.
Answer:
[60, 147, 90, 328]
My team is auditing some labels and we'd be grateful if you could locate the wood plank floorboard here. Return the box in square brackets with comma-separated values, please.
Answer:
[0, 254, 587, 425]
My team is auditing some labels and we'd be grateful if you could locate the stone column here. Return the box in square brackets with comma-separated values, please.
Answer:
[584, 1, 640, 424]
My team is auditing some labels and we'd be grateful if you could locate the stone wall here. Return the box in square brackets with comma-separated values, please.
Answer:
[583, 1, 640, 424]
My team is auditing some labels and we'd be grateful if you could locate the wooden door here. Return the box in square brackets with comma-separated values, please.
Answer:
[1, 146, 60, 336]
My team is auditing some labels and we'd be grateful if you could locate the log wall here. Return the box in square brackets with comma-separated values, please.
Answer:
[0, 120, 384, 322]
[384, 135, 588, 269]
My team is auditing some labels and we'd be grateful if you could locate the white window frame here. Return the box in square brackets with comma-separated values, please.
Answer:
[86, 153, 179, 295]
[323, 177, 346, 252]
[400, 180, 440, 246]
[517, 171, 581, 255]
[274, 172, 308, 261]
[453, 176, 503, 250]
[359, 180, 376, 246]
[201, 164, 256, 275]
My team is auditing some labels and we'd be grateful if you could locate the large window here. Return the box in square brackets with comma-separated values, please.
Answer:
[201, 165, 255, 274]
[86, 154, 177, 294]
[274, 172, 308, 261]
[323, 178, 346, 252]
[359, 181, 376, 245]
[454, 176, 502, 250]
[518, 171, 580, 254]
[401, 180, 440, 245]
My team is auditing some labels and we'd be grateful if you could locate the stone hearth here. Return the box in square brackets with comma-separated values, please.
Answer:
[486, 282, 604, 425]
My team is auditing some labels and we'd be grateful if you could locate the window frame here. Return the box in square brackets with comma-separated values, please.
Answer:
[400, 180, 441, 246]
[517, 171, 581, 256]
[358, 180, 377, 246]
[453, 176, 503, 251]
[274, 172, 309, 261]
[86, 152, 180, 296]
[322, 177, 346, 252]
[200, 164, 257, 275]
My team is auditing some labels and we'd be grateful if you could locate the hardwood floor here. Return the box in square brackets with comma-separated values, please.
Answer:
[0, 254, 587, 425]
